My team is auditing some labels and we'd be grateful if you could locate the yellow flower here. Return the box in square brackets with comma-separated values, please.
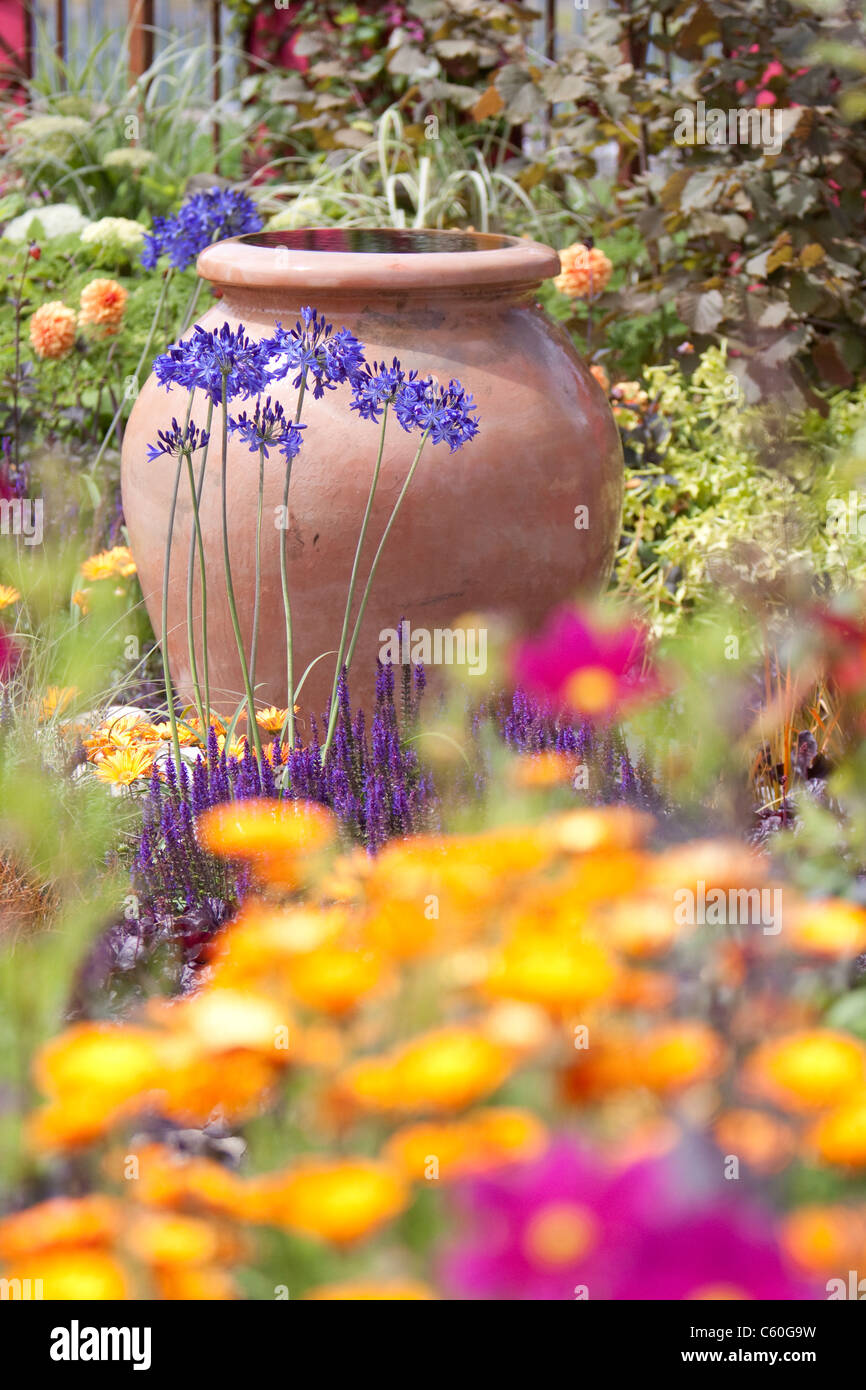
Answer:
[810, 1091, 866, 1165]
[93, 746, 156, 786]
[639, 1021, 725, 1094]
[553, 242, 613, 299]
[0, 584, 20, 609]
[786, 899, 866, 958]
[1, 1249, 130, 1299]
[29, 300, 77, 359]
[485, 931, 619, 1014]
[255, 706, 291, 734]
[79, 278, 127, 335]
[30, 1024, 164, 1150]
[81, 545, 136, 581]
[39, 685, 79, 722]
[342, 1026, 513, 1114]
[71, 588, 90, 614]
[743, 1031, 866, 1113]
[243, 1159, 408, 1244]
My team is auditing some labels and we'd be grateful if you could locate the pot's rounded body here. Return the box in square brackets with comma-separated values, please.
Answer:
[121, 229, 624, 721]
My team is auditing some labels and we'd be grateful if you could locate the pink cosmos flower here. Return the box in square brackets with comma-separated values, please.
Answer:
[512, 606, 658, 721]
[440, 1138, 821, 1301]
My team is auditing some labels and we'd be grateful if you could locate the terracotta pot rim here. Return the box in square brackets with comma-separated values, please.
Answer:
[196, 226, 561, 294]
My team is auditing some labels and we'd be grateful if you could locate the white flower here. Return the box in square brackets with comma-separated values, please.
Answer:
[81, 216, 145, 264]
[3, 202, 90, 243]
[267, 197, 322, 231]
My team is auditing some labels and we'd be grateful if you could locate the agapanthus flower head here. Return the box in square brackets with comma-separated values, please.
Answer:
[154, 323, 272, 405]
[29, 301, 77, 360]
[512, 605, 659, 722]
[142, 187, 263, 272]
[228, 396, 305, 462]
[146, 418, 211, 463]
[393, 375, 480, 452]
[266, 309, 365, 400]
[350, 358, 407, 422]
[554, 242, 613, 300]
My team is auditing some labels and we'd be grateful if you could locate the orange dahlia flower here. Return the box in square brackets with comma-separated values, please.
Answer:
[554, 242, 613, 299]
[79, 278, 128, 335]
[29, 301, 77, 359]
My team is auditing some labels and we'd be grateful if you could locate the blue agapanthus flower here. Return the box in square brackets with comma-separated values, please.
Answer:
[266, 308, 365, 400]
[146, 418, 211, 462]
[154, 323, 272, 405]
[394, 376, 480, 452]
[142, 187, 263, 272]
[229, 397, 306, 463]
[350, 358, 409, 422]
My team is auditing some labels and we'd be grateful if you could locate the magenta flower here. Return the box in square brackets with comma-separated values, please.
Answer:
[512, 605, 658, 721]
[439, 1138, 820, 1301]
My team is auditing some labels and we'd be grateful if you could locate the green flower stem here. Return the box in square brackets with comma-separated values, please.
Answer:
[187, 399, 215, 727]
[90, 267, 173, 477]
[343, 427, 430, 675]
[219, 372, 264, 764]
[160, 389, 196, 774]
[178, 276, 204, 336]
[321, 403, 390, 761]
[250, 443, 266, 692]
[279, 377, 307, 749]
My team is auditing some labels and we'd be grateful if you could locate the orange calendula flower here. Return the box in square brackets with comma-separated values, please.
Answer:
[71, 588, 90, 614]
[282, 944, 389, 1017]
[781, 1204, 866, 1275]
[484, 931, 619, 1014]
[712, 1109, 796, 1174]
[0, 1195, 119, 1260]
[743, 1031, 866, 1113]
[384, 1108, 547, 1181]
[810, 1090, 866, 1166]
[93, 746, 156, 786]
[197, 798, 337, 887]
[589, 363, 610, 392]
[639, 1021, 725, 1094]
[125, 1210, 223, 1268]
[255, 706, 292, 733]
[39, 684, 79, 722]
[79, 278, 128, 335]
[29, 300, 77, 359]
[342, 1026, 513, 1114]
[553, 242, 613, 299]
[243, 1159, 408, 1244]
[0, 584, 20, 609]
[1, 1248, 130, 1299]
[786, 899, 866, 958]
[305, 1280, 436, 1300]
[121, 1143, 247, 1220]
[81, 545, 136, 581]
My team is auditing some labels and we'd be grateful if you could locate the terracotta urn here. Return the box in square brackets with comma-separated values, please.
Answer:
[121, 228, 624, 721]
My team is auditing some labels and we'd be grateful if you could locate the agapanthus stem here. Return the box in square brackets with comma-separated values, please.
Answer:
[250, 443, 266, 691]
[342, 426, 432, 680]
[183, 444, 206, 735]
[321, 403, 390, 760]
[190, 399, 214, 725]
[90, 267, 173, 476]
[219, 372, 264, 764]
[160, 396, 196, 774]
[178, 276, 204, 336]
[280, 376, 307, 749]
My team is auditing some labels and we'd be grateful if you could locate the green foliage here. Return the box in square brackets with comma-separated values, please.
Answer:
[613, 345, 866, 633]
